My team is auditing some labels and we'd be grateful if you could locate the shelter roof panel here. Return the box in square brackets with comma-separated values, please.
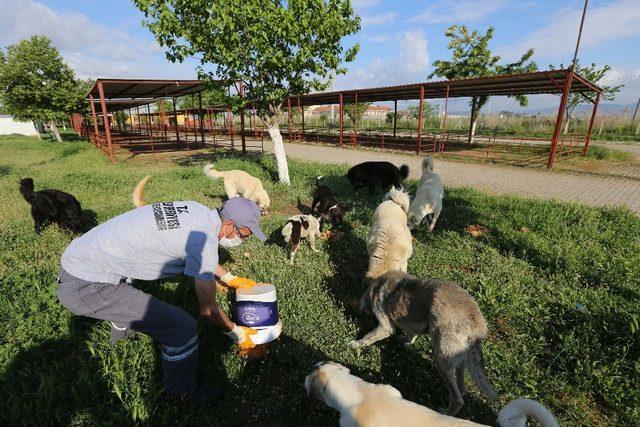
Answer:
[295, 70, 602, 105]
[87, 79, 205, 100]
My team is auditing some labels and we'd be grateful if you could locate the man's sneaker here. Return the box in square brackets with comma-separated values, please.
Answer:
[166, 384, 224, 407]
[110, 322, 136, 344]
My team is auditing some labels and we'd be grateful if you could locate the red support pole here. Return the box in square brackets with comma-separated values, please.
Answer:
[417, 85, 424, 154]
[353, 92, 358, 146]
[287, 98, 292, 143]
[199, 92, 205, 148]
[88, 95, 100, 146]
[547, 70, 574, 170]
[172, 98, 180, 145]
[300, 98, 305, 139]
[393, 99, 397, 138]
[97, 81, 114, 163]
[441, 83, 450, 152]
[339, 93, 343, 147]
[583, 91, 600, 155]
[239, 81, 246, 155]
[297, 97, 302, 143]
[146, 103, 155, 156]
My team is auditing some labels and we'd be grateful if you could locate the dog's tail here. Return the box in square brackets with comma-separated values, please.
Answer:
[385, 187, 410, 214]
[466, 340, 499, 402]
[133, 175, 151, 208]
[203, 164, 224, 180]
[19, 177, 35, 202]
[422, 156, 434, 173]
[315, 175, 324, 187]
[497, 399, 558, 427]
[399, 164, 410, 181]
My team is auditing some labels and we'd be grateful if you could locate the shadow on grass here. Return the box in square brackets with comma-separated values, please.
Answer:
[0, 316, 130, 424]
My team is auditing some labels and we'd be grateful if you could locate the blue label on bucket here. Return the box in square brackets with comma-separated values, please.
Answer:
[234, 301, 279, 328]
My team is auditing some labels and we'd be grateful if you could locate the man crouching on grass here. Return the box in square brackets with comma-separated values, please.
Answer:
[56, 197, 266, 406]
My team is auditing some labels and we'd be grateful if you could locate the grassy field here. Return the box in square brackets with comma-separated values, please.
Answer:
[1, 134, 639, 426]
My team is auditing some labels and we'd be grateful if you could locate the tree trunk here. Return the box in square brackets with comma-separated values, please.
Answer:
[50, 121, 63, 142]
[265, 116, 291, 185]
[34, 122, 41, 140]
[563, 117, 570, 134]
[468, 96, 477, 146]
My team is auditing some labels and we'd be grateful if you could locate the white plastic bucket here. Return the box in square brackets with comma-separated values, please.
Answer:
[235, 284, 282, 345]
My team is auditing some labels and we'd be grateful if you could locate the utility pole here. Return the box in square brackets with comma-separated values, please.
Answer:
[634, 96, 640, 135]
[572, 0, 589, 70]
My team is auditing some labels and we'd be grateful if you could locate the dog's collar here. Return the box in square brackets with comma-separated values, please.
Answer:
[328, 204, 338, 211]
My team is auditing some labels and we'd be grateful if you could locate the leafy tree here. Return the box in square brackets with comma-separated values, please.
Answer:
[430, 26, 536, 144]
[0, 36, 86, 142]
[179, 87, 227, 109]
[549, 61, 623, 133]
[343, 101, 370, 124]
[134, 0, 360, 184]
[407, 103, 435, 120]
[385, 111, 394, 125]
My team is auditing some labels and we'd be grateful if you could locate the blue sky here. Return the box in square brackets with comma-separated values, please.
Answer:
[2, 0, 639, 112]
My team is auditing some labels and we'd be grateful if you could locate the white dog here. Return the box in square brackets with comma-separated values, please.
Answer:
[305, 361, 559, 427]
[366, 187, 413, 279]
[407, 156, 443, 232]
[282, 214, 321, 264]
[203, 164, 270, 214]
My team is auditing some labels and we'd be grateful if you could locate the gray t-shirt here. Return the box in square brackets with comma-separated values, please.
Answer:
[61, 201, 221, 284]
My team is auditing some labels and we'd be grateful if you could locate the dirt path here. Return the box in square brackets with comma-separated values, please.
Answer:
[259, 140, 640, 214]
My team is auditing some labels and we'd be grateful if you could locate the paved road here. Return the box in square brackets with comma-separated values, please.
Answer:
[259, 140, 640, 213]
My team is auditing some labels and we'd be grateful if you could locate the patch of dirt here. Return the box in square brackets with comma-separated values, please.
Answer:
[464, 224, 490, 238]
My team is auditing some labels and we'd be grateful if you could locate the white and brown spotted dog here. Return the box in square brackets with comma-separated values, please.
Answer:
[281, 214, 321, 264]
[305, 361, 558, 427]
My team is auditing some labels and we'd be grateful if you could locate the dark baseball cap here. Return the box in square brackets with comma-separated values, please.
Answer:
[219, 197, 266, 241]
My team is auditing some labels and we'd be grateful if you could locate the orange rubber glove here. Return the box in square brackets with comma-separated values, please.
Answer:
[220, 272, 256, 289]
[224, 324, 258, 349]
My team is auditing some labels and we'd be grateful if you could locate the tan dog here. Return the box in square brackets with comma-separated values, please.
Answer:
[351, 270, 496, 416]
[306, 361, 558, 427]
[366, 187, 413, 279]
[203, 164, 270, 214]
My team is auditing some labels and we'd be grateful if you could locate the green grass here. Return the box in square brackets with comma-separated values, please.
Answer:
[1, 135, 639, 425]
[584, 145, 635, 162]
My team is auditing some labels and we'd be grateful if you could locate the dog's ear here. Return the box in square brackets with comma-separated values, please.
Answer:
[306, 369, 330, 402]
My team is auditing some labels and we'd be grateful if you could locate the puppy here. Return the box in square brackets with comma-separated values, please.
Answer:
[281, 214, 321, 264]
[311, 176, 343, 229]
[19, 178, 84, 234]
[408, 156, 444, 232]
[347, 161, 409, 193]
[306, 361, 558, 427]
[351, 270, 497, 416]
[203, 164, 270, 214]
[365, 187, 413, 279]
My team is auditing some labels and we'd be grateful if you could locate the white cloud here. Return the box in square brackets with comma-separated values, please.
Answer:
[408, 0, 508, 24]
[337, 29, 429, 89]
[352, 0, 382, 10]
[499, 0, 640, 61]
[0, 0, 196, 79]
[361, 12, 397, 27]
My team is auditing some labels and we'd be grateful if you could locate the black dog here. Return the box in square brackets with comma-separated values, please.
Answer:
[347, 161, 409, 193]
[311, 176, 343, 229]
[19, 178, 85, 234]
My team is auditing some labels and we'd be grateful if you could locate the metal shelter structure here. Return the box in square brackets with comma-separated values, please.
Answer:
[285, 69, 602, 169]
[82, 78, 262, 162]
